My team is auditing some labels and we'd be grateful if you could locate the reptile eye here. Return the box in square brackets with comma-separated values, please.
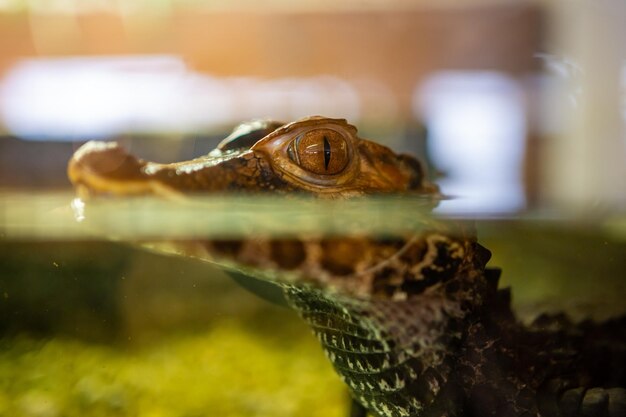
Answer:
[288, 129, 349, 175]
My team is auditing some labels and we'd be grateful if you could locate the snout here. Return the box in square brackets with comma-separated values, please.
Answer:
[68, 140, 280, 198]
[68, 141, 158, 197]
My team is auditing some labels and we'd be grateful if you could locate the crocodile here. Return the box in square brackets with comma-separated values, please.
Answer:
[68, 116, 626, 417]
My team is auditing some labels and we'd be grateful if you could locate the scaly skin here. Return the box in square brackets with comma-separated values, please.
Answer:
[68, 116, 626, 417]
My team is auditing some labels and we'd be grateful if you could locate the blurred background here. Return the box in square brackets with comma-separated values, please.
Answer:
[0, 0, 622, 212]
[0, 1, 624, 416]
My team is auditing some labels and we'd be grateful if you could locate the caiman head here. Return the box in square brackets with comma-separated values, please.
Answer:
[69, 116, 436, 198]
[68, 116, 489, 301]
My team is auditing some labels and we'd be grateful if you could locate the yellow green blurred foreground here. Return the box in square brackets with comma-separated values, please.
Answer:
[0, 241, 346, 417]
[0, 319, 345, 417]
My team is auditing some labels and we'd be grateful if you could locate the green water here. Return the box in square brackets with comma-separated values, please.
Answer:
[0, 194, 625, 417]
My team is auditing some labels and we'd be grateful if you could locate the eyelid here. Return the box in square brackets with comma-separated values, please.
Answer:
[287, 140, 299, 164]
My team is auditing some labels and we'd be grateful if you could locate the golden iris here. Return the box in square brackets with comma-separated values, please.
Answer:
[288, 129, 349, 175]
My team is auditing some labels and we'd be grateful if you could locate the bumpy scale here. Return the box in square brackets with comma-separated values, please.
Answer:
[68, 116, 626, 417]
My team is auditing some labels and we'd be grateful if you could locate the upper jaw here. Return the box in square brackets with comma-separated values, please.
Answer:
[67, 140, 267, 199]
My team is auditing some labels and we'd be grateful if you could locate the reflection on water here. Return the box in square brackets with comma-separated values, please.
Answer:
[1, 193, 625, 416]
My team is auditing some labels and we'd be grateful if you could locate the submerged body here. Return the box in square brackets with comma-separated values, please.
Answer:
[68, 116, 626, 417]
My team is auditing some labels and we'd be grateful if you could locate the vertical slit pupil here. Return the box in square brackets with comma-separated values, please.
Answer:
[323, 136, 331, 170]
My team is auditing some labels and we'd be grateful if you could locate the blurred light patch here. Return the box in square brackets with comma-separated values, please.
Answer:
[0, 55, 360, 140]
[622, 62, 626, 125]
[415, 71, 526, 215]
